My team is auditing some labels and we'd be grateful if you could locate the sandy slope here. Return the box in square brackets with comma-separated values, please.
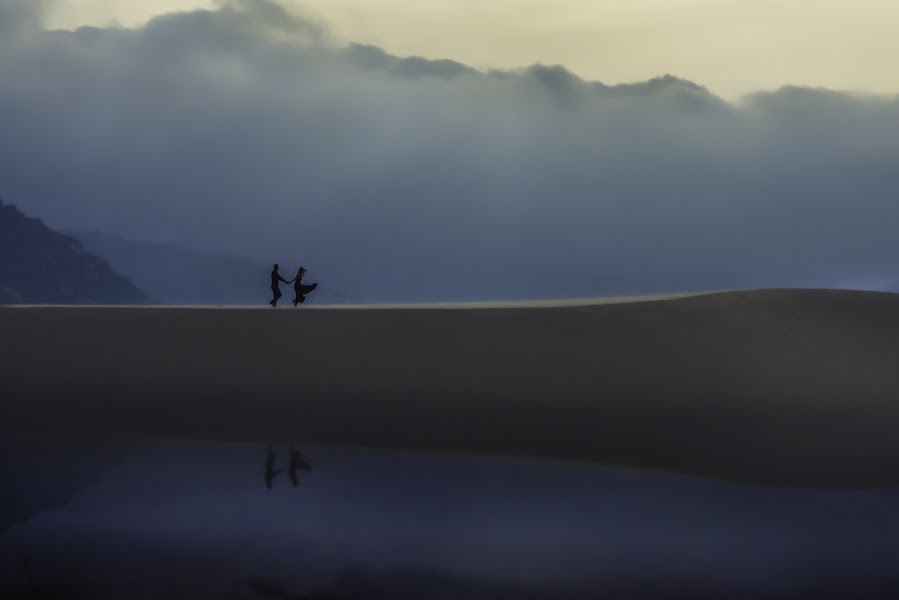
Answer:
[3, 289, 899, 486]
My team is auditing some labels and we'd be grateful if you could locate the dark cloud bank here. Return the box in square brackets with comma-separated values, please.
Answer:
[2, 0, 899, 301]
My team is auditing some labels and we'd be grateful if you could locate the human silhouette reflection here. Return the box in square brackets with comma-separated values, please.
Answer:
[289, 447, 312, 487]
[264, 446, 283, 489]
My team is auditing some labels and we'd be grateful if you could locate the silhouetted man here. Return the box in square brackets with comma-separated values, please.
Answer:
[270, 263, 290, 307]
[288, 447, 312, 487]
[264, 446, 283, 489]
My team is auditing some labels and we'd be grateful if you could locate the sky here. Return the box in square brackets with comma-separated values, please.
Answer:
[42, 0, 899, 100]
[2, 0, 899, 300]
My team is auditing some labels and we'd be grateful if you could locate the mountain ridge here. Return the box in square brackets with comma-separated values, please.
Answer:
[0, 201, 147, 304]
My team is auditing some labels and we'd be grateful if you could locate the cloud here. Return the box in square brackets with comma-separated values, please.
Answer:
[0, 0, 54, 35]
[1, 0, 899, 301]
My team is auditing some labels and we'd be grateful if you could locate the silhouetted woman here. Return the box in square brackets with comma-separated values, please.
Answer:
[291, 266, 318, 307]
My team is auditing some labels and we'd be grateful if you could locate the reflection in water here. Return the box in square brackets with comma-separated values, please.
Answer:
[265, 446, 313, 489]
[265, 446, 284, 490]
[289, 447, 313, 488]
[2, 438, 899, 598]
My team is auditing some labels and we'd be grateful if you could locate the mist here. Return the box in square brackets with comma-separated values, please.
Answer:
[2, 0, 899, 300]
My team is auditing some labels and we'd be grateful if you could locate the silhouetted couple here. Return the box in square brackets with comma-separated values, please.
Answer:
[270, 263, 318, 307]
[265, 446, 312, 489]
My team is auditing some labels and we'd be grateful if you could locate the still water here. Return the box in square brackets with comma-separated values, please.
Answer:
[2, 438, 899, 598]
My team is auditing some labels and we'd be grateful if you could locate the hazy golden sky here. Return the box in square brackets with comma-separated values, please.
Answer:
[45, 0, 899, 99]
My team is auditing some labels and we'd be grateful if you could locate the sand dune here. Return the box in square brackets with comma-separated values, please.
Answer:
[3, 289, 899, 486]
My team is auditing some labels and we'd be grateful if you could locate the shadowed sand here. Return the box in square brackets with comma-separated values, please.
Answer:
[3, 289, 899, 486]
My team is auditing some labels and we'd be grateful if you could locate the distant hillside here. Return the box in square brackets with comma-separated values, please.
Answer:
[0, 202, 147, 304]
[69, 230, 351, 305]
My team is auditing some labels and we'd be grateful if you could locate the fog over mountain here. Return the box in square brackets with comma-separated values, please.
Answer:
[0, 202, 147, 304]
[2, 0, 899, 301]
[69, 229, 352, 304]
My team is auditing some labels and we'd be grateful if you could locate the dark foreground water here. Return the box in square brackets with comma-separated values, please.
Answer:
[2, 438, 899, 599]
